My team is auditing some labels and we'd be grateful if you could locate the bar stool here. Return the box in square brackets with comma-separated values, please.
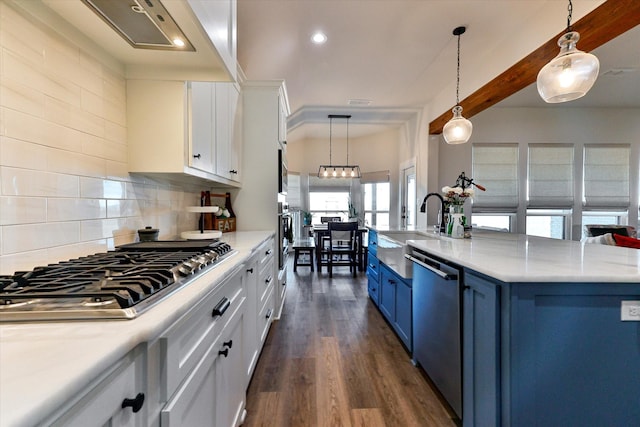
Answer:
[292, 238, 315, 272]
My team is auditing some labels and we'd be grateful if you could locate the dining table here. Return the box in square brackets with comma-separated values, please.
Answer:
[312, 224, 368, 273]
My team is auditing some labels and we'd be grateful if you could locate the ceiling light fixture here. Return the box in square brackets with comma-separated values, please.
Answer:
[317, 115, 361, 179]
[311, 31, 327, 44]
[443, 26, 473, 145]
[536, 0, 600, 103]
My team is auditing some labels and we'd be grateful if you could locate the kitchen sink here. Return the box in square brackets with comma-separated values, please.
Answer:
[377, 230, 435, 278]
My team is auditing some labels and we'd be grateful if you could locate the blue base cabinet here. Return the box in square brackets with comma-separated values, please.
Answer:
[462, 270, 640, 427]
[509, 282, 640, 426]
[463, 272, 500, 427]
[380, 264, 412, 351]
[367, 254, 380, 304]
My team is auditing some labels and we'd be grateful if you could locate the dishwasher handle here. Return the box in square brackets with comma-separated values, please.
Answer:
[405, 254, 458, 281]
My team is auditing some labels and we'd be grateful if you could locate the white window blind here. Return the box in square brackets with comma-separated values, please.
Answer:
[309, 175, 353, 193]
[528, 144, 574, 208]
[287, 173, 301, 209]
[361, 170, 390, 184]
[583, 144, 630, 208]
[472, 144, 519, 209]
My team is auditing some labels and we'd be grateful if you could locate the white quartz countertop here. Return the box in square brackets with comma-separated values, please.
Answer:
[0, 231, 274, 427]
[405, 229, 640, 283]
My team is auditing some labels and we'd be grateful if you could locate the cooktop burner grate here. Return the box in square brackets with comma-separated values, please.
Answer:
[0, 240, 236, 321]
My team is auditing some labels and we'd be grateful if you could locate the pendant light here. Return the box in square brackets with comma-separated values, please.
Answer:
[443, 26, 473, 145]
[536, 0, 600, 103]
[317, 115, 361, 178]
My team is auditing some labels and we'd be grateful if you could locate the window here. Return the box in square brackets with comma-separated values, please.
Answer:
[472, 144, 519, 211]
[583, 144, 630, 208]
[526, 209, 571, 239]
[527, 144, 574, 208]
[364, 182, 390, 227]
[581, 211, 629, 239]
[471, 214, 513, 232]
[309, 192, 349, 223]
[308, 176, 351, 224]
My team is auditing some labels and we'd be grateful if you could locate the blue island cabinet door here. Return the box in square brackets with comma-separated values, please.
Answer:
[463, 272, 500, 427]
[395, 279, 412, 351]
[510, 282, 640, 427]
[379, 266, 396, 323]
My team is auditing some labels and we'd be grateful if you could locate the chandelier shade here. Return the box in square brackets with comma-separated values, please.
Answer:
[443, 26, 472, 145]
[317, 114, 361, 178]
[536, 0, 600, 103]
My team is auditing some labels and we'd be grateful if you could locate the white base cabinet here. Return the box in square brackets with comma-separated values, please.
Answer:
[243, 237, 275, 387]
[48, 347, 146, 427]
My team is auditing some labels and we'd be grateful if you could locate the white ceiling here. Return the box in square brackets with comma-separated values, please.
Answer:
[36, 1, 638, 142]
[236, 0, 638, 141]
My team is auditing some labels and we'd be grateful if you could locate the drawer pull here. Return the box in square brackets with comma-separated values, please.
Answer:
[193, 153, 201, 159]
[229, 169, 238, 174]
[246, 267, 254, 273]
[121, 392, 145, 413]
[265, 276, 272, 284]
[266, 249, 273, 255]
[218, 348, 229, 358]
[212, 297, 230, 317]
[223, 340, 233, 348]
[266, 308, 273, 319]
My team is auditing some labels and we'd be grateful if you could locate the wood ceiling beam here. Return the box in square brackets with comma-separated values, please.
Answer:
[429, 0, 640, 135]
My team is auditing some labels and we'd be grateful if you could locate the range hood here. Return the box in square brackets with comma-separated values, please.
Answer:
[81, 0, 195, 51]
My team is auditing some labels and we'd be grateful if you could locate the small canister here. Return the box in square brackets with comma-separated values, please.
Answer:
[138, 226, 159, 242]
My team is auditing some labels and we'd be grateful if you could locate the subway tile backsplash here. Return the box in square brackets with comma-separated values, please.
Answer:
[0, 2, 201, 275]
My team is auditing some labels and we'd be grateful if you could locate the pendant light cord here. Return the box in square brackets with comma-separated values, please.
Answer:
[346, 117, 350, 165]
[329, 116, 333, 166]
[566, 0, 573, 32]
[456, 31, 461, 105]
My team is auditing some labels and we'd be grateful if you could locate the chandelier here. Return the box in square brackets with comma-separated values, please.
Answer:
[317, 114, 361, 178]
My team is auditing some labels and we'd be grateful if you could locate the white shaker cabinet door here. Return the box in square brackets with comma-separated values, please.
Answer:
[190, 81, 215, 173]
[160, 339, 218, 427]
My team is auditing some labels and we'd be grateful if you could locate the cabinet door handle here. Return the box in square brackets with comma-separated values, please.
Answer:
[193, 153, 201, 159]
[229, 169, 238, 174]
[212, 297, 230, 317]
[121, 393, 145, 413]
[265, 276, 272, 284]
[266, 308, 273, 319]
[223, 340, 233, 348]
[266, 249, 273, 255]
[246, 268, 254, 273]
[218, 348, 229, 357]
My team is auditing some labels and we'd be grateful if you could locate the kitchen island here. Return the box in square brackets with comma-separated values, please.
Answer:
[0, 231, 276, 427]
[402, 230, 640, 426]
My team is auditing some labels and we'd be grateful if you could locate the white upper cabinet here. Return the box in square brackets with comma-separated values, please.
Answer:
[127, 80, 242, 187]
[188, 0, 237, 82]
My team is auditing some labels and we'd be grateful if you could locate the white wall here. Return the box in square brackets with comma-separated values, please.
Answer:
[0, 1, 201, 274]
[287, 126, 403, 227]
[436, 106, 640, 237]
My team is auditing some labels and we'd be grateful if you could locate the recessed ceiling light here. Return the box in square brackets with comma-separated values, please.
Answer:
[173, 38, 185, 47]
[311, 31, 327, 44]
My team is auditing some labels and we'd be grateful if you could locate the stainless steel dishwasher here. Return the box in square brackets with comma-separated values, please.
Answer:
[406, 249, 463, 420]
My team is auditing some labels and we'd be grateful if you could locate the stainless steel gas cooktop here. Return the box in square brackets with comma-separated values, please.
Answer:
[0, 240, 236, 322]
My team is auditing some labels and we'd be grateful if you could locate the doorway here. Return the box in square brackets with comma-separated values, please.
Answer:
[402, 165, 416, 229]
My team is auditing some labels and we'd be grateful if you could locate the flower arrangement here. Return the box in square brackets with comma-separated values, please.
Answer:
[442, 186, 474, 205]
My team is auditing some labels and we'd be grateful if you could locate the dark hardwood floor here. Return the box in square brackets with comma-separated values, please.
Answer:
[244, 260, 459, 427]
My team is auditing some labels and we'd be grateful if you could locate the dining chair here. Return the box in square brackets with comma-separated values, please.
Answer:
[327, 221, 358, 277]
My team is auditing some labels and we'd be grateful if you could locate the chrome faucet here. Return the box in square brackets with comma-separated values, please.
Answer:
[420, 193, 446, 233]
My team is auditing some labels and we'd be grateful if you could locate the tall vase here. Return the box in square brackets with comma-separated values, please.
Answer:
[447, 203, 465, 237]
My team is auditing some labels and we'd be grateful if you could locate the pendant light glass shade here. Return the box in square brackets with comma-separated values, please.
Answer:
[443, 105, 473, 144]
[443, 26, 472, 145]
[537, 31, 600, 103]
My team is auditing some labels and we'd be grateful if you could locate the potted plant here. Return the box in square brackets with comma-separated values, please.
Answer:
[302, 211, 312, 225]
